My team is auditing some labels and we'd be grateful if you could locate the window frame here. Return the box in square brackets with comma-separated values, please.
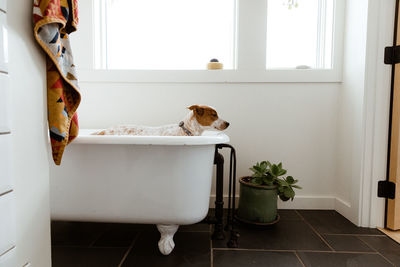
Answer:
[73, 0, 345, 83]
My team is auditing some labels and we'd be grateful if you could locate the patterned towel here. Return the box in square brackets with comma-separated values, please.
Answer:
[33, 0, 81, 165]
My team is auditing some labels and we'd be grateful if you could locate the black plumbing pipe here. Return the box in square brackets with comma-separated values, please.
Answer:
[216, 143, 239, 248]
[212, 148, 225, 240]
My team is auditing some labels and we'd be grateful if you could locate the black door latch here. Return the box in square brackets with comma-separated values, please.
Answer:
[378, 180, 396, 199]
[384, 46, 400, 65]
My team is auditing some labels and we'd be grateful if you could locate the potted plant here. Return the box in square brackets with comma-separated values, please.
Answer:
[236, 161, 301, 224]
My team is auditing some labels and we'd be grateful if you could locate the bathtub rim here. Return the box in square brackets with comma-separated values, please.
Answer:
[73, 129, 230, 145]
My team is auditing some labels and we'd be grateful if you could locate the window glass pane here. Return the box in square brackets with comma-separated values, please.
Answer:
[266, 0, 334, 69]
[104, 0, 235, 70]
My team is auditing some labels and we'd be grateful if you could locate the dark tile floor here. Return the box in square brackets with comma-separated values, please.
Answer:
[51, 210, 400, 267]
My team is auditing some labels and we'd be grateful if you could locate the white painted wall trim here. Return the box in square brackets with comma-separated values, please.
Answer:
[77, 69, 342, 84]
[335, 197, 352, 220]
[358, 0, 395, 228]
[210, 195, 336, 210]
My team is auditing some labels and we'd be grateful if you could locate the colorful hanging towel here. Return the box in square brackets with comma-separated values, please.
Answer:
[33, 0, 81, 165]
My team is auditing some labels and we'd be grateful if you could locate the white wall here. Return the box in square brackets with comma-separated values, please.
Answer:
[78, 81, 340, 209]
[7, 0, 51, 266]
[336, 0, 395, 227]
[335, 0, 369, 223]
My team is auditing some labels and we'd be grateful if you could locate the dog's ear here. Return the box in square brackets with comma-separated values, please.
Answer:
[188, 105, 198, 111]
[188, 105, 205, 116]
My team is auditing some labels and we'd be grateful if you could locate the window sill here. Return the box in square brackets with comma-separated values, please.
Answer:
[77, 69, 342, 83]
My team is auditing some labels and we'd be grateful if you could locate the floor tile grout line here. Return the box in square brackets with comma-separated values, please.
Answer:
[212, 247, 381, 254]
[322, 233, 385, 237]
[213, 248, 296, 252]
[294, 211, 383, 236]
[295, 210, 335, 252]
[117, 232, 141, 267]
[296, 250, 379, 255]
[294, 251, 306, 267]
[294, 210, 305, 221]
[357, 236, 396, 266]
[88, 232, 104, 248]
[375, 253, 395, 267]
[211, 247, 384, 266]
[356, 236, 380, 253]
[378, 227, 400, 244]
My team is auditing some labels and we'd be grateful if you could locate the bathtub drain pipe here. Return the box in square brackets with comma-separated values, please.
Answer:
[213, 144, 239, 248]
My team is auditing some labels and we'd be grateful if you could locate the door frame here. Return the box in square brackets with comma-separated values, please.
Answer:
[359, 0, 396, 228]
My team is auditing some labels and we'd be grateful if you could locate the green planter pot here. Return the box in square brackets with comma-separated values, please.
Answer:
[237, 176, 278, 224]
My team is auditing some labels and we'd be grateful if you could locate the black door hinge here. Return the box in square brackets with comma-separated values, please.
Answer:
[384, 46, 400, 64]
[378, 180, 396, 199]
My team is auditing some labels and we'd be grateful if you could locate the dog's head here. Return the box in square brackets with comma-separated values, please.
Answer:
[188, 105, 229, 131]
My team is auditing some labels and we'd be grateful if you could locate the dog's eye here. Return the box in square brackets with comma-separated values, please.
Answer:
[212, 114, 217, 117]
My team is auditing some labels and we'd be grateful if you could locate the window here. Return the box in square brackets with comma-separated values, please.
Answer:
[76, 0, 344, 82]
[266, 0, 334, 69]
[94, 0, 235, 70]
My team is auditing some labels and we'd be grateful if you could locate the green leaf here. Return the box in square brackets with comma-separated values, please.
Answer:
[292, 185, 302, 189]
[277, 179, 289, 186]
[279, 194, 290, 201]
[263, 178, 273, 186]
[254, 165, 263, 172]
[290, 189, 295, 198]
[252, 172, 265, 178]
[249, 167, 257, 173]
[260, 161, 268, 169]
[263, 175, 273, 182]
[283, 189, 291, 198]
[286, 176, 295, 184]
[251, 177, 263, 185]
[283, 188, 295, 198]
[271, 164, 279, 176]
[278, 169, 287, 176]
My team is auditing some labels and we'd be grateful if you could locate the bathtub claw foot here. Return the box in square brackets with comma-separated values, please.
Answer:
[156, 224, 179, 255]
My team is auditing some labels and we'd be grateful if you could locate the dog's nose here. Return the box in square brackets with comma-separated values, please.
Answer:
[225, 122, 230, 127]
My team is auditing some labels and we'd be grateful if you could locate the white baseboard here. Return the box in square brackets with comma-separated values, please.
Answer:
[334, 197, 353, 220]
[209, 195, 336, 210]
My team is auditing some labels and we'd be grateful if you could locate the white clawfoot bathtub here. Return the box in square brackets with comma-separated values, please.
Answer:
[50, 129, 229, 255]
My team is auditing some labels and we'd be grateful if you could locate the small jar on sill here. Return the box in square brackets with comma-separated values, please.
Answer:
[207, 58, 223, 70]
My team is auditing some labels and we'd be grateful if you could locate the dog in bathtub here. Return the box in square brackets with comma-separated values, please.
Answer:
[92, 105, 229, 136]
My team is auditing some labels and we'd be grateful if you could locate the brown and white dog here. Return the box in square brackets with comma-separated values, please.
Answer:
[92, 105, 229, 136]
